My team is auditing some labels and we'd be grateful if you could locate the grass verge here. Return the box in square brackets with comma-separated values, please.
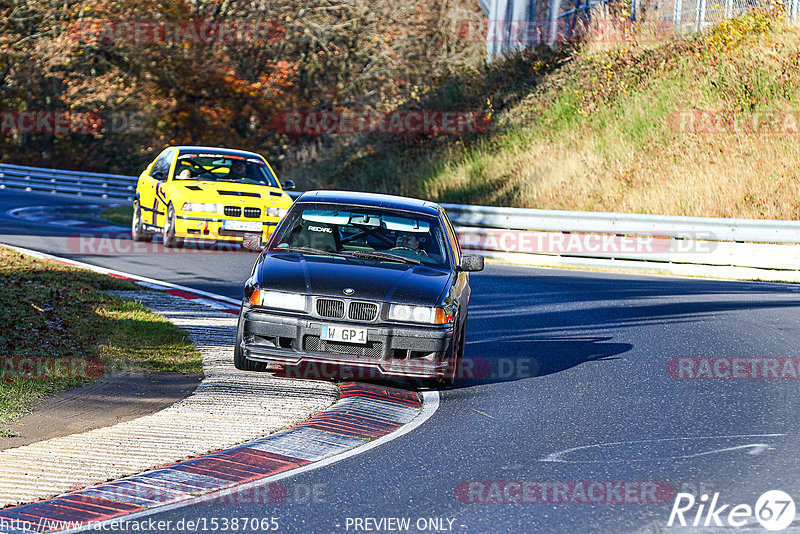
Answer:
[100, 205, 133, 227]
[0, 246, 201, 436]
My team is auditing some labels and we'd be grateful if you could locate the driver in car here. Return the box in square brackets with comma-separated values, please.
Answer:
[394, 233, 427, 256]
[229, 159, 248, 180]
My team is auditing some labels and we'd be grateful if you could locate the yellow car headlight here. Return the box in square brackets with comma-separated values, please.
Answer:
[266, 207, 288, 218]
[182, 202, 218, 214]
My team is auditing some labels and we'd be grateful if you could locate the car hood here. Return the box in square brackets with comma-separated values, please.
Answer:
[258, 253, 452, 305]
[176, 181, 291, 205]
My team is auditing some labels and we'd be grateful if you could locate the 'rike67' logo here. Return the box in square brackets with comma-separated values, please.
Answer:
[668, 490, 796, 531]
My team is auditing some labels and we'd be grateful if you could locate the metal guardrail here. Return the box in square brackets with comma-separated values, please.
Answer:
[441, 203, 800, 244]
[1, 163, 799, 274]
[0, 163, 137, 200]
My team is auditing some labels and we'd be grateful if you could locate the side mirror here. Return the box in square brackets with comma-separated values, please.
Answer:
[282, 179, 296, 190]
[152, 170, 166, 181]
[241, 233, 264, 251]
[459, 255, 484, 272]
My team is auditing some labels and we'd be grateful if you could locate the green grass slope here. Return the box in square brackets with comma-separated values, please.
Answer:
[290, 9, 800, 220]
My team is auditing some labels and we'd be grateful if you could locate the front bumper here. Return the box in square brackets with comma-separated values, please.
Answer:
[175, 214, 278, 243]
[240, 307, 455, 380]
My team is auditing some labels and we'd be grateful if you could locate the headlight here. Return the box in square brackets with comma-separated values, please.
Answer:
[388, 304, 452, 325]
[266, 207, 288, 218]
[249, 289, 307, 312]
[182, 202, 218, 213]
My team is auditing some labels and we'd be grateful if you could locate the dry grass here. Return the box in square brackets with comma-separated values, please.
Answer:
[290, 10, 800, 220]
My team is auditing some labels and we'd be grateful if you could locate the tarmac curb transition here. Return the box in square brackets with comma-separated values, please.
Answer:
[0, 244, 435, 534]
[0, 383, 424, 534]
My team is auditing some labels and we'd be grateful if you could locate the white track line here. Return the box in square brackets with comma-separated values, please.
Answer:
[0, 242, 241, 306]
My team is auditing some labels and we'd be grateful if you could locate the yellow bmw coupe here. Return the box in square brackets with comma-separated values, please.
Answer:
[132, 146, 295, 247]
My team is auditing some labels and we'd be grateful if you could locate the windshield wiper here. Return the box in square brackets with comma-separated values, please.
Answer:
[274, 246, 350, 258]
[347, 250, 422, 265]
[275, 246, 422, 265]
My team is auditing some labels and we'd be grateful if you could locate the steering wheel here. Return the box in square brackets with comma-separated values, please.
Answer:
[388, 247, 428, 256]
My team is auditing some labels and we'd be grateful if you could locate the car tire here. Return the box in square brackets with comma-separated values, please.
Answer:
[233, 311, 266, 371]
[429, 313, 465, 389]
[131, 201, 153, 242]
[162, 203, 184, 248]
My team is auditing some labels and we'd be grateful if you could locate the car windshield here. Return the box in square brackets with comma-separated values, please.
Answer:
[269, 203, 451, 268]
[173, 153, 280, 188]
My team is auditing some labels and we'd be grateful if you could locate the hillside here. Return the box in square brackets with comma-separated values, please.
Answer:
[289, 9, 800, 220]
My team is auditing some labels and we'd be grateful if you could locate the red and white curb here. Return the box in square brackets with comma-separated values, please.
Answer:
[0, 243, 439, 533]
[0, 384, 437, 534]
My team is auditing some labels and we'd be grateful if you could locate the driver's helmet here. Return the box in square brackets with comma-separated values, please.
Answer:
[230, 159, 247, 178]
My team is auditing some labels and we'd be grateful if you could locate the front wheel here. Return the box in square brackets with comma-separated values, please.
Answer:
[162, 203, 184, 248]
[131, 201, 153, 242]
[233, 312, 266, 371]
[428, 316, 464, 389]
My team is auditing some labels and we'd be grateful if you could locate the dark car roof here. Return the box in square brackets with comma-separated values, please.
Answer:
[174, 146, 265, 160]
[296, 190, 441, 216]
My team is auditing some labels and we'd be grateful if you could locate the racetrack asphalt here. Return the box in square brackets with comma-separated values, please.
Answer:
[3, 190, 800, 533]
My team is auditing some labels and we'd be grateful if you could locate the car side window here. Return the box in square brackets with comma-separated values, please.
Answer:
[151, 154, 167, 177]
[160, 151, 175, 179]
[152, 151, 174, 179]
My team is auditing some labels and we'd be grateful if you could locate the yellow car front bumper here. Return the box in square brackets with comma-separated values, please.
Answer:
[175, 214, 280, 243]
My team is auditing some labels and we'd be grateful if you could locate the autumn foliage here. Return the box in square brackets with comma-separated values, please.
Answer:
[0, 0, 483, 174]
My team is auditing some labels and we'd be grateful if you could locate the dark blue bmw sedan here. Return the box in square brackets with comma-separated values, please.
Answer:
[234, 190, 483, 387]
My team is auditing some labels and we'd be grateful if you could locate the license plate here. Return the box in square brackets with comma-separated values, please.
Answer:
[223, 220, 263, 232]
[321, 325, 368, 345]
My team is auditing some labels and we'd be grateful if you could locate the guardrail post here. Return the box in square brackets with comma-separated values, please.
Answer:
[695, 0, 706, 31]
[674, 0, 683, 34]
[790, 0, 800, 21]
[548, 0, 561, 45]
